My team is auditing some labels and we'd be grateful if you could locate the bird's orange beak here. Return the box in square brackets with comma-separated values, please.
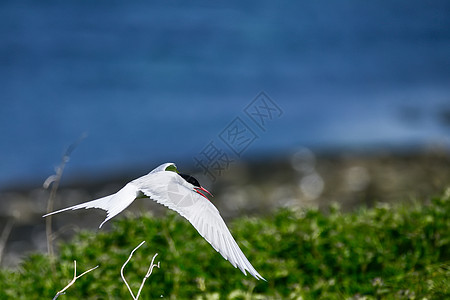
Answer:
[195, 186, 213, 200]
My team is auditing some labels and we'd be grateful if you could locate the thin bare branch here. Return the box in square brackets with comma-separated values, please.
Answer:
[52, 260, 99, 300]
[121, 241, 160, 300]
[135, 253, 160, 299]
[0, 219, 14, 266]
[45, 133, 87, 260]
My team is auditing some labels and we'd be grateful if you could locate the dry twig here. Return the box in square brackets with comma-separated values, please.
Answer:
[44, 134, 86, 259]
[121, 241, 160, 300]
[52, 260, 99, 300]
[0, 219, 14, 266]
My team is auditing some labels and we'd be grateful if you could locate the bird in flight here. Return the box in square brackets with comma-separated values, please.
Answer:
[43, 162, 265, 280]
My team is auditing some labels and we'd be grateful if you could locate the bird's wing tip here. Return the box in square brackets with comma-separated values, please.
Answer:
[249, 272, 266, 281]
[99, 217, 110, 228]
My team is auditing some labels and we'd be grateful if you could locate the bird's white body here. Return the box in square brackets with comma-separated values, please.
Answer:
[43, 163, 265, 280]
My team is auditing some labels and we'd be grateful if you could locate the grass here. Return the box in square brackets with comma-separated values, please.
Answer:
[0, 191, 449, 299]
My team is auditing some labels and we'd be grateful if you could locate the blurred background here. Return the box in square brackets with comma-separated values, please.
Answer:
[1, 1, 449, 267]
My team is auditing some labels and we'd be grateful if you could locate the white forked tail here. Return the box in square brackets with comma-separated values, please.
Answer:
[42, 183, 140, 228]
[42, 195, 113, 218]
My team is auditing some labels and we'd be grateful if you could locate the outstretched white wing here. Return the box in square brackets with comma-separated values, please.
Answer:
[42, 163, 177, 227]
[134, 171, 265, 281]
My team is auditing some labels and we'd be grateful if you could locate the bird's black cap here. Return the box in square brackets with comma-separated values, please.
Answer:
[179, 173, 201, 187]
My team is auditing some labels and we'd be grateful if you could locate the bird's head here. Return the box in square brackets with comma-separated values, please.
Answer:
[164, 164, 213, 200]
[179, 173, 213, 200]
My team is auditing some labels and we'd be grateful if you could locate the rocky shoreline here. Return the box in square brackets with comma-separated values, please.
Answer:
[1, 148, 449, 268]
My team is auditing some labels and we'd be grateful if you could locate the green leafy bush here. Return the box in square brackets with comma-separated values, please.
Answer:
[1, 193, 449, 299]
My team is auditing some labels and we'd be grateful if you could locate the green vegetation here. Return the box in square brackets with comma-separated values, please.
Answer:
[1, 192, 449, 299]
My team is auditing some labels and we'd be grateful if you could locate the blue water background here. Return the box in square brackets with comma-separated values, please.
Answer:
[1, 1, 450, 188]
